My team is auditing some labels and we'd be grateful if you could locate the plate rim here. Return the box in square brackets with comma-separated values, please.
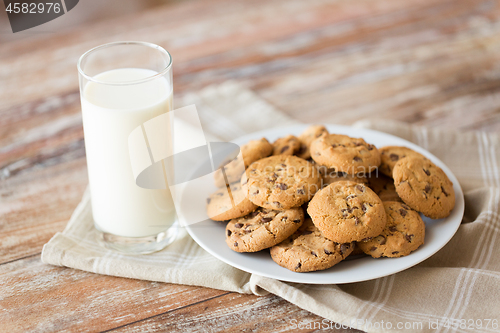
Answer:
[184, 124, 465, 284]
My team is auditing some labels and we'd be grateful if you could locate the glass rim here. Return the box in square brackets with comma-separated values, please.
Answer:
[77, 41, 172, 86]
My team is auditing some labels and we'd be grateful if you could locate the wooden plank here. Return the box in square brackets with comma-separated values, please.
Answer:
[1, 0, 499, 135]
[104, 291, 362, 333]
[0, 256, 361, 333]
[0, 256, 227, 333]
[0, 157, 87, 263]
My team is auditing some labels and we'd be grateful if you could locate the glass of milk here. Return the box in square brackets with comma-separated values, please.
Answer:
[78, 42, 177, 254]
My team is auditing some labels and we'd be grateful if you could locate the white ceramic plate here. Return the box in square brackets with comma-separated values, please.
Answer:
[184, 124, 465, 284]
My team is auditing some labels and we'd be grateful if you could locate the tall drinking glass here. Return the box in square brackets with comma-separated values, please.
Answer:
[78, 41, 177, 254]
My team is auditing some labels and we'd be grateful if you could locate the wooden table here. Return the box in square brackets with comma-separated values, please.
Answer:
[1, 0, 500, 331]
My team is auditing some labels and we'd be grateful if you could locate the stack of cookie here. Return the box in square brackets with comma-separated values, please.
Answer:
[206, 125, 456, 273]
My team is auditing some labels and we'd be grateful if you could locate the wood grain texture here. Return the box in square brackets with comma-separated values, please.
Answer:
[1, 0, 500, 331]
[111, 292, 360, 333]
[0, 257, 226, 332]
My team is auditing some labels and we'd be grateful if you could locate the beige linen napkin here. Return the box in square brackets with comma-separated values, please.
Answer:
[42, 82, 500, 332]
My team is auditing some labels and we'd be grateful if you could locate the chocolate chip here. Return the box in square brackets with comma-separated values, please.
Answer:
[227, 230, 232, 236]
[234, 223, 243, 228]
[295, 262, 302, 270]
[297, 189, 305, 195]
[424, 184, 431, 193]
[281, 216, 288, 221]
[302, 230, 313, 235]
[281, 164, 286, 167]
[405, 234, 413, 242]
[252, 190, 259, 195]
[353, 156, 362, 162]
[370, 246, 377, 252]
[341, 208, 351, 217]
[234, 242, 238, 247]
[293, 219, 301, 223]
[368, 144, 374, 151]
[250, 211, 260, 217]
[354, 217, 360, 225]
[337, 171, 346, 177]
[356, 185, 365, 193]
[261, 217, 272, 223]
[340, 244, 349, 255]
[389, 154, 399, 161]
[399, 209, 407, 217]
[331, 144, 338, 148]
[392, 251, 399, 255]
[401, 204, 410, 210]
[311, 251, 317, 257]
[324, 249, 332, 255]
[206, 198, 211, 204]
[280, 145, 289, 153]
[273, 201, 282, 208]
[277, 183, 287, 190]
[389, 226, 397, 233]
[423, 168, 430, 176]
[346, 194, 356, 200]
[441, 186, 449, 197]
[378, 236, 386, 245]
[362, 203, 368, 213]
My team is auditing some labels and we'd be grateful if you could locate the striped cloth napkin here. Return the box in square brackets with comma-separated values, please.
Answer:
[42, 82, 500, 333]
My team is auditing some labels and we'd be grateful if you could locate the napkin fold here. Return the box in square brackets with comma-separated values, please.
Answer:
[42, 81, 500, 333]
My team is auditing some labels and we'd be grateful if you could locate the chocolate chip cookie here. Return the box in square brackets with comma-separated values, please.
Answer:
[393, 156, 455, 219]
[310, 134, 381, 174]
[307, 181, 387, 243]
[206, 182, 258, 221]
[357, 201, 425, 258]
[225, 207, 304, 252]
[270, 218, 353, 272]
[297, 125, 329, 159]
[272, 135, 301, 156]
[214, 138, 273, 187]
[379, 146, 425, 177]
[367, 173, 402, 202]
[242, 155, 322, 210]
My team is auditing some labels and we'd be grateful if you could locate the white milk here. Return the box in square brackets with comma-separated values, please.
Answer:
[81, 68, 176, 238]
